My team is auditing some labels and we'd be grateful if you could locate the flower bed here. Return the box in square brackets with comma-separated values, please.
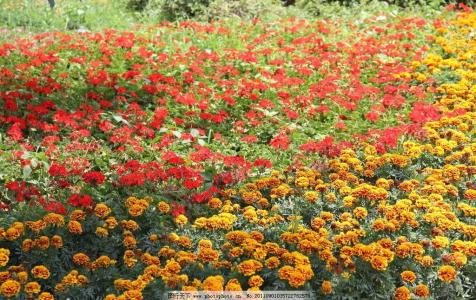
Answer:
[0, 7, 475, 300]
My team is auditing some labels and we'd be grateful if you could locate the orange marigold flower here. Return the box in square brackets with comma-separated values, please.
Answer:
[38, 292, 55, 300]
[265, 256, 280, 269]
[25, 281, 41, 295]
[0, 248, 10, 267]
[68, 221, 83, 234]
[198, 247, 219, 263]
[96, 227, 109, 237]
[238, 259, 263, 276]
[35, 236, 50, 250]
[225, 278, 242, 291]
[73, 253, 90, 266]
[415, 284, 430, 298]
[175, 214, 188, 227]
[401, 270, 416, 283]
[438, 265, 457, 282]
[370, 256, 388, 271]
[202, 275, 224, 291]
[22, 239, 33, 252]
[158, 201, 170, 213]
[248, 275, 264, 288]
[123, 289, 143, 300]
[463, 189, 476, 200]
[51, 235, 63, 248]
[94, 203, 111, 218]
[70, 210, 86, 221]
[0, 279, 21, 298]
[31, 265, 50, 279]
[321, 280, 333, 295]
[394, 286, 411, 300]
[17, 271, 28, 283]
[208, 198, 222, 209]
[104, 217, 118, 229]
[43, 213, 65, 227]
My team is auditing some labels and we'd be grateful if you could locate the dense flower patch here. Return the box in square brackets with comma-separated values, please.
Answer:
[0, 14, 439, 212]
[0, 6, 475, 300]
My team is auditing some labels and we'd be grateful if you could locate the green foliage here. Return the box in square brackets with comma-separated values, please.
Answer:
[145, 0, 212, 21]
[0, 0, 136, 32]
[204, 0, 288, 21]
[296, 0, 473, 18]
[143, 0, 303, 22]
[126, 0, 150, 11]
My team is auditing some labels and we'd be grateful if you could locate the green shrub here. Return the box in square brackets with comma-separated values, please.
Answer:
[126, 0, 150, 11]
[0, 0, 136, 32]
[204, 0, 288, 21]
[145, 0, 212, 21]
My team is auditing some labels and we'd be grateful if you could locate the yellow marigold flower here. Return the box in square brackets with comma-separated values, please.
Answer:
[464, 189, 476, 200]
[0, 271, 9, 282]
[225, 278, 242, 291]
[0, 279, 20, 298]
[51, 235, 63, 248]
[123, 235, 137, 249]
[22, 239, 33, 252]
[202, 275, 224, 291]
[120, 220, 139, 231]
[128, 203, 148, 217]
[25, 281, 41, 295]
[123, 290, 143, 300]
[304, 191, 319, 202]
[158, 201, 170, 213]
[394, 286, 411, 300]
[198, 239, 213, 249]
[265, 257, 280, 269]
[78, 275, 88, 285]
[0, 248, 10, 267]
[295, 177, 309, 188]
[17, 271, 28, 283]
[96, 227, 109, 237]
[31, 265, 50, 279]
[451, 252, 468, 267]
[5, 227, 22, 241]
[38, 292, 55, 300]
[70, 210, 86, 221]
[417, 255, 434, 267]
[287, 268, 311, 288]
[415, 284, 430, 297]
[92, 256, 116, 269]
[104, 295, 117, 300]
[73, 253, 90, 266]
[257, 198, 269, 208]
[438, 265, 457, 282]
[400, 270, 416, 283]
[353, 207, 368, 219]
[68, 221, 83, 234]
[35, 236, 50, 250]
[208, 198, 222, 209]
[26, 220, 46, 233]
[123, 250, 137, 268]
[175, 214, 188, 227]
[94, 203, 111, 218]
[248, 275, 264, 288]
[432, 236, 449, 249]
[321, 280, 332, 294]
[43, 213, 65, 227]
[370, 256, 388, 271]
[238, 259, 263, 276]
[149, 234, 158, 243]
[104, 217, 118, 229]
[198, 247, 219, 263]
